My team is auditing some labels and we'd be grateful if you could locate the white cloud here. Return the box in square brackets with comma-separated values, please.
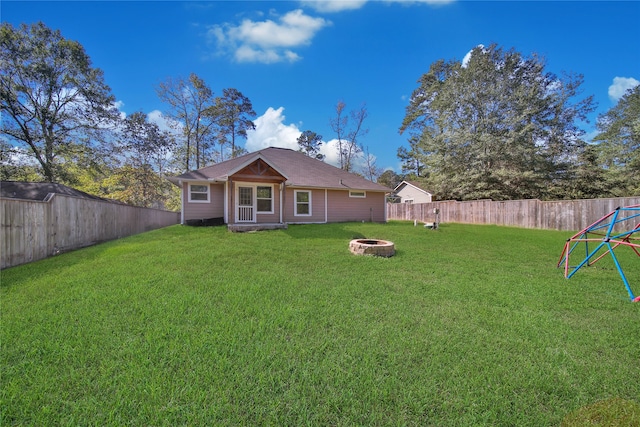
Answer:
[462, 44, 485, 68]
[387, 0, 455, 5]
[303, 0, 453, 12]
[210, 9, 330, 64]
[318, 139, 342, 167]
[244, 107, 347, 168]
[245, 107, 303, 151]
[147, 110, 182, 135]
[608, 76, 639, 102]
[303, 0, 368, 12]
[114, 101, 127, 120]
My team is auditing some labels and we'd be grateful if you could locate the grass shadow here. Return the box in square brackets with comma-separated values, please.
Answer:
[561, 397, 640, 426]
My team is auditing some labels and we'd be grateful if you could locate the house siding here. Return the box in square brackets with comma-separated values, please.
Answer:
[228, 181, 282, 224]
[396, 184, 432, 204]
[256, 184, 281, 224]
[182, 184, 386, 225]
[183, 183, 224, 221]
[283, 188, 326, 223]
[173, 148, 392, 228]
[326, 190, 386, 223]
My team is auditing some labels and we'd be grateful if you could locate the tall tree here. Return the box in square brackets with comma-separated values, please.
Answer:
[210, 88, 256, 159]
[156, 73, 216, 171]
[564, 143, 610, 199]
[297, 130, 324, 159]
[593, 85, 640, 196]
[120, 112, 174, 173]
[74, 112, 177, 209]
[330, 101, 348, 169]
[399, 44, 595, 200]
[116, 111, 175, 207]
[397, 136, 424, 179]
[361, 145, 382, 182]
[329, 101, 368, 172]
[0, 139, 40, 181]
[0, 22, 119, 182]
[377, 169, 401, 190]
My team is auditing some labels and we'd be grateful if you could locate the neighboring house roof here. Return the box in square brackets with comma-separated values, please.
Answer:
[171, 147, 391, 192]
[393, 180, 432, 195]
[0, 181, 111, 202]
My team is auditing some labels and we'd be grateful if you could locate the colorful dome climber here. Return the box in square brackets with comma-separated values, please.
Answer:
[557, 205, 640, 302]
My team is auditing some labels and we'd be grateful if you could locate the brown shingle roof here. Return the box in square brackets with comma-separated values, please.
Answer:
[0, 181, 113, 202]
[173, 147, 390, 192]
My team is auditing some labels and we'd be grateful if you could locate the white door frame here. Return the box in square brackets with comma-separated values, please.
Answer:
[236, 185, 255, 222]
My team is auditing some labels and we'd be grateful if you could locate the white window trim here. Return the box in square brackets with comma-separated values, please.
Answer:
[256, 184, 274, 215]
[349, 190, 366, 198]
[294, 190, 312, 216]
[188, 183, 210, 203]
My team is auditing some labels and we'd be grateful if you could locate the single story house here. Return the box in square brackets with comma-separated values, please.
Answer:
[169, 147, 391, 231]
[393, 181, 432, 204]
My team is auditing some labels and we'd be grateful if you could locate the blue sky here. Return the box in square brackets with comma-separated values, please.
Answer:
[3, 0, 639, 173]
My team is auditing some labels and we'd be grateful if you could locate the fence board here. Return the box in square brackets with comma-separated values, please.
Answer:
[1, 194, 180, 269]
[388, 197, 640, 232]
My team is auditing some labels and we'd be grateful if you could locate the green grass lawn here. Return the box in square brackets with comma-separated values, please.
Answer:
[2, 222, 639, 426]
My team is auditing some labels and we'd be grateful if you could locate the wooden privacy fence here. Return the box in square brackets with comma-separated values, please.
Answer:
[387, 197, 640, 231]
[1, 194, 180, 269]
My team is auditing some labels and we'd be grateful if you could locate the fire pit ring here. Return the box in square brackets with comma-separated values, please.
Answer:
[349, 239, 395, 257]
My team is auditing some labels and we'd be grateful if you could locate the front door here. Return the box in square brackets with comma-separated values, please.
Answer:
[237, 186, 255, 222]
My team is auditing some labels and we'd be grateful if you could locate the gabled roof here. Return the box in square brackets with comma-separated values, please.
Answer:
[0, 181, 113, 202]
[393, 180, 432, 195]
[172, 147, 390, 192]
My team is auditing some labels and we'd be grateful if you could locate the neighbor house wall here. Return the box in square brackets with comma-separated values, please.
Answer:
[396, 185, 432, 204]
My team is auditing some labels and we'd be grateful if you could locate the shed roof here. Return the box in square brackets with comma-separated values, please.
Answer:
[0, 181, 111, 202]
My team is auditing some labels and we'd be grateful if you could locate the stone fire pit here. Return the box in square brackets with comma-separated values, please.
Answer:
[349, 239, 395, 257]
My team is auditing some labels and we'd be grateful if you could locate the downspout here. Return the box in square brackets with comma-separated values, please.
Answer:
[223, 180, 228, 224]
[280, 182, 284, 224]
[228, 179, 233, 224]
[384, 192, 388, 223]
[179, 180, 185, 225]
[325, 189, 328, 223]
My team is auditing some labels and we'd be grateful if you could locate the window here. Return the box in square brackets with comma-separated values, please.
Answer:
[404, 199, 414, 204]
[256, 185, 273, 213]
[295, 190, 311, 216]
[349, 191, 366, 198]
[189, 183, 209, 202]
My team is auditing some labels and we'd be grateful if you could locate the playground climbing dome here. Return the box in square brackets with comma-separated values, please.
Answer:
[558, 204, 640, 302]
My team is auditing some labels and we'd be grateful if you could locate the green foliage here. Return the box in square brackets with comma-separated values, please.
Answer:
[209, 88, 256, 160]
[297, 129, 324, 159]
[376, 169, 401, 189]
[2, 223, 638, 426]
[399, 44, 596, 201]
[96, 166, 168, 208]
[594, 85, 640, 196]
[156, 73, 217, 171]
[0, 22, 119, 182]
